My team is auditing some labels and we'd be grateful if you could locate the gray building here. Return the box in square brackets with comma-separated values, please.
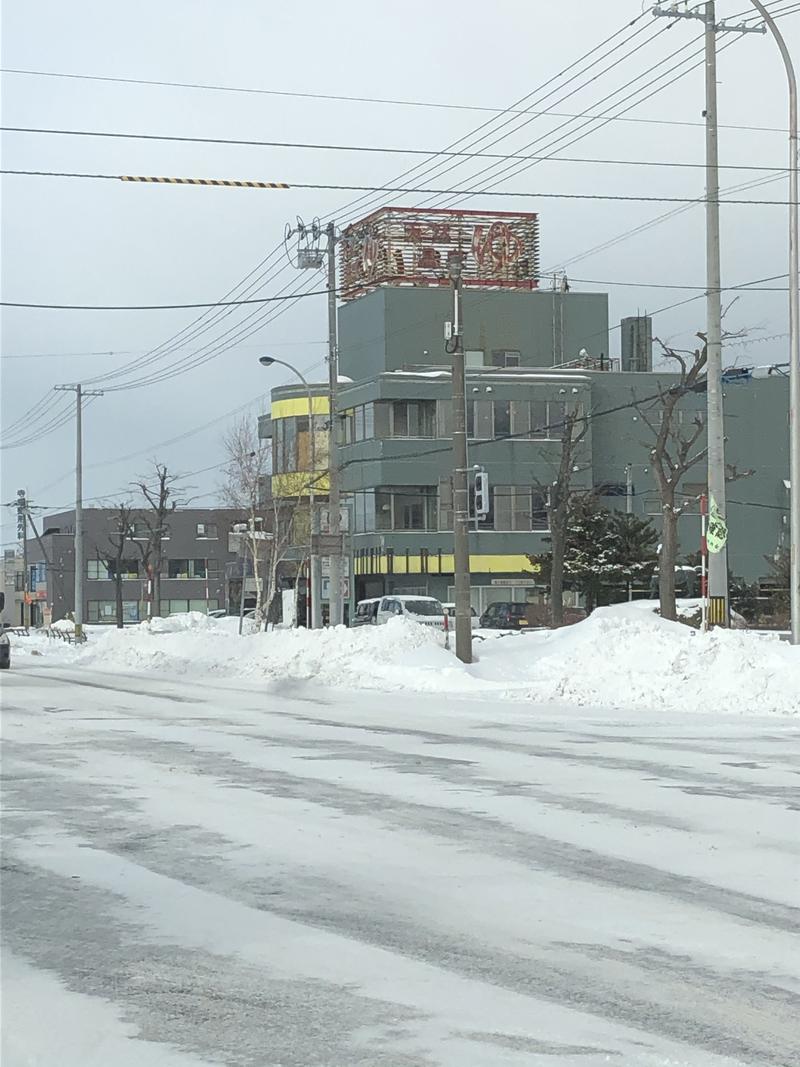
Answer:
[2, 550, 25, 627]
[261, 215, 790, 615]
[25, 507, 246, 625]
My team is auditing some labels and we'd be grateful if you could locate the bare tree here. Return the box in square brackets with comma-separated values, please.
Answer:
[220, 418, 270, 626]
[105, 502, 135, 629]
[539, 404, 590, 627]
[133, 463, 186, 618]
[635, 338, 708, 621]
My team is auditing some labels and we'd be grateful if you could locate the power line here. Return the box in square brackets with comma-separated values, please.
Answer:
[1, 274, 790, 313]
[0, 284, 341, 310]
[0, 65, 793, 135]
[3, 169, 794, 206]
[2, 124, 787, 173]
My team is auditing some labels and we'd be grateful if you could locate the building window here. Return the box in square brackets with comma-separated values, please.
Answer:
[473, 399, 494, 440]
[390, 400, 436, 438]
[436, 399, 452, 438]
[371, 487, 437, 531]
[494, 400, 511, 438]
[167, 558, 207, 579]
[162, 598, 218, 615]
[438, 477, 453, 531]
[532, 490, 549, 531]
[87, 559, 111, 580]
[29, 562, 47, 589]
[14, 572, 25, 592]
[510, 400, 530, 437]
[493, 487, 537, 531]
[465, 350, 484, 368]
[87, 600, 140, 624]
[491, 350, 520, 368]
[196, 522, 218, 539]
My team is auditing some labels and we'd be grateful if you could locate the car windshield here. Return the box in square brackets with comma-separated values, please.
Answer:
[403, 599, 444, 616]
[508, 605, 528, 616]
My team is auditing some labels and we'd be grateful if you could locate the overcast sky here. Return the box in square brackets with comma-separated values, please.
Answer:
[1, 0, 797, 541]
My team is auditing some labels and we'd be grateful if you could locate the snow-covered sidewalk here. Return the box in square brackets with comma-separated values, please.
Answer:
[9, 602, 798, 714]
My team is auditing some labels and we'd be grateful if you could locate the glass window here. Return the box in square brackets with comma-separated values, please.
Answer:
[296, 416, 312, 470]
[531, 400, 548, 439]
[493, 486, 512, 531]
[391, 402, 408, 437]
[189, 599, 208, 613]
[548, 401, 567, 439]
[283, 418, 297, 470]
[493, 487, 531, 530]
[363, 403, 374, 439]
[342, 409, 355, 445]
[465, 350, 484, 368]
[88, 600, 138, 623]
[87, 559, 110, 580]
[167, 559, 206, 579]
[354, 406, 365, 442]
[375, 491, 393, 531]
[437, 399, 452, 439]
[510, 400, 530, 437]
[132, 519, 150, 539]
[474, 400, 493, 440]
[513, 488, 532, 531]
[108, 558, 139, 579]
[491, 350, 521, 367]
[391, 400, 435, 437]
[467, 402, 475, 438]
[196, 523, 218, 538]
[494, 400, 511, 438]
[532, 490, 549, 531]
[438, 477, 453, 531]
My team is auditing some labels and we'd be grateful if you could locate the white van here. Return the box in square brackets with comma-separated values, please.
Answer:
[376, 595, 446, 629]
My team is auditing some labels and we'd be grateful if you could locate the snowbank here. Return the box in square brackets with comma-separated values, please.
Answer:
[10, 606, 798, 714]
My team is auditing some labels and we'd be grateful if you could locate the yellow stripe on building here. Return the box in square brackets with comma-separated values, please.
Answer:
[354, 553, 541, 576]
[272, 472, 330, 497]
[271, 396, 330, 419]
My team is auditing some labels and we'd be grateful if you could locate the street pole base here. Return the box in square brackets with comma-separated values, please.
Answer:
[707, 597, 728, 627]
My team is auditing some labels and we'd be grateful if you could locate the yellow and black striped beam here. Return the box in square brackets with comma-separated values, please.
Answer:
[120, 175, 289, 189]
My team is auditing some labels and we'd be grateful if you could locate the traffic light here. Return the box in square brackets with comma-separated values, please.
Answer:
[474, 472, 489, 518]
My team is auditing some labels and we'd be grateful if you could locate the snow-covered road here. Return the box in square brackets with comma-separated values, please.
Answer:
[2, 664, 799, 1066]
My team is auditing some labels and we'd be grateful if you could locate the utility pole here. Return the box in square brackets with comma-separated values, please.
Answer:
[284, 219, 344, 626]
[746, 1, 799, 645]
[54, 383, 103, 638]
[16, 490, 29, 627]
[625, 464, 634, 601]
[653, 3, 764, 627]
[325, 220, 344, 627]
[446, 250, 472, 664]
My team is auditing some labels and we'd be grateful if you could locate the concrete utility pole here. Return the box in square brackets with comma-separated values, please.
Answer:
[16, 490, 29, 627]
[54, 383, 103, 638]
[653, 3, 764, 626]
[746, 0, 799, 645]
[447, 250, 473, 664]
[326, 221, 344, 627]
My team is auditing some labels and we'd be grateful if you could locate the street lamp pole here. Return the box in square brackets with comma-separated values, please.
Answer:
[259, 356, 320, 629]
[747, 1, 799, 644]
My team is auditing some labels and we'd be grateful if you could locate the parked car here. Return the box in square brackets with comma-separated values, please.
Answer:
[352, 598, 381, 626]
[376, 595, 446, 629]
[441, 603, 480, 629]
[479, 602, 535, 629]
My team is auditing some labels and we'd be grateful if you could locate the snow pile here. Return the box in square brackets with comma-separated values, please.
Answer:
[473, 603, 797, 714]
[11, 606, 798, 714]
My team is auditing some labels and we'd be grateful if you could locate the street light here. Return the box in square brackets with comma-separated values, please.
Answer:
[258, 355, 320, 629]
[746, 3, 799, 644]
